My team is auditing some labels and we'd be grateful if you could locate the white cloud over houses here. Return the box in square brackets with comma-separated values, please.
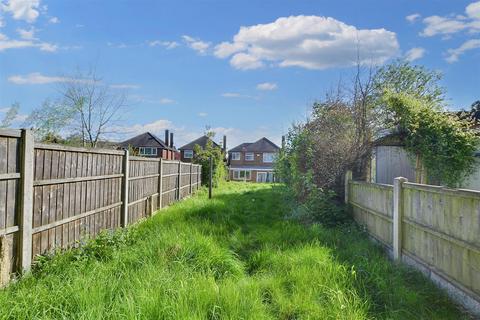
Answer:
[147, 40, 179, 49]
[48, 16, 59, 24]
[2, 0, 41, 23]
[421, 1, 480, 37]
[17, 27, 37, 40]
[214, 15, 399, 70]
[109, 84, 140, 89]
[7, 72, 93, 84]
[182, 35, 210, 55]
[256, 82, 277, 91]
[445, 39, 480, 62]
[406, 13, 421, 23]
[404, 47, 426, 61]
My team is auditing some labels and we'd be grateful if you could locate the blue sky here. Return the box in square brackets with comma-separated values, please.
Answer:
[0, 0, 479, 148]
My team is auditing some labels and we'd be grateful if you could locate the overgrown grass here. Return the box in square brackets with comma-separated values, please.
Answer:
[0, 182, 471, 319]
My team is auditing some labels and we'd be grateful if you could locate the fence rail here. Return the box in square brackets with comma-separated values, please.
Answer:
[346, 171, 480, 316]
[0, 129, 201, 285]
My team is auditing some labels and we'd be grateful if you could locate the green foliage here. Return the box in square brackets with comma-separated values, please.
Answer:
[275, 102, 358, 225]
[383, 92, 478, 186]
[0, 183, 467, 319]
[193, 137, 226, 187]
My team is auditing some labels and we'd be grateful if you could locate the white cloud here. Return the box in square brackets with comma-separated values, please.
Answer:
[17, 27, 37, 40]
[130, 94, 176, 105]
[445, 38, 480, 62]
[256, 82, 277, 91]
[49, 16, 59, 24]
[198, 112, 208, 117]
[2, 0, 40, 23]
[404, 47, 426, 61]
[230, 53, 264, 70]
[182, 35, 210, 54]
[213, 15, 399, 70]
[7, 72, 92, 84]
[109, 84, 140, 89]
[148, 40, 179, 49]
[159, 98, 175, 104]
[0, 34, 57, 52]
[406, 13, 421, 23]
[221, 92, 242, 98]
[421, 1, 480, 37]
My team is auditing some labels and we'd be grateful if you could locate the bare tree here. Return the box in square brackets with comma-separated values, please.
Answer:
[60, 69, 126, 147]
[0, 102, 19, 129]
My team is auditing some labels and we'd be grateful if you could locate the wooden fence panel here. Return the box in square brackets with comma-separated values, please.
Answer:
[31, 145, 124, 257]
[349, 180, 394, 247]
[0, 130, 21, 282]
[161, 161, 179, 207]
[127, 157, 160, 224]
[402, 183, 480, 298]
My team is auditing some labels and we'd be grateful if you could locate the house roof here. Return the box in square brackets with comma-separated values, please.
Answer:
[118, 132, 174, 150]
[229, 137, 280, 153]
[179, 135, 220, 150]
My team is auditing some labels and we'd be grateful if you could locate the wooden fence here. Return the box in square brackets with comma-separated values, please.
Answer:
[345, 171, 480, 315]
[0, 129, 201, 284]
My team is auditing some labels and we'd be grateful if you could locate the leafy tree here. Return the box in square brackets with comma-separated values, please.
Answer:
[373, 60, 445, 104]
[0, 102, 20, 129]
[192, 133, 226, 187]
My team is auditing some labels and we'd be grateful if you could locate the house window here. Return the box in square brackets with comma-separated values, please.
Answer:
[231, 152, 241, 160]
[232, 170, 251, 180]
[139, 147, 157, 156]
[245, 152, 254, 161]
[263, 153, 276, 163]
[184, 150, 194, 159]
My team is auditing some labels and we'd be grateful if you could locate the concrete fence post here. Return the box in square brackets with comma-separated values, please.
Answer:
[121, 149, 129, 227]
[393, 177, 408, 261]
[344, 170, 353, 204]
[158, 158, 163, 209]
[18, 129, 34, 272]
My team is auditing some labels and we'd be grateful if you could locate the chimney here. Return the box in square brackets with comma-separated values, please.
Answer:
[165, 129, 169, 147]
[281, 135, 286, 149]
[223, 135, 227, 152]
[170, 132, 174, 148]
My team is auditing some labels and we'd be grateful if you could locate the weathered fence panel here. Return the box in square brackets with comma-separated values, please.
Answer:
[346, 172, 480, 315]
[0, 129, 201, 283]
[0, 130, 21, 285]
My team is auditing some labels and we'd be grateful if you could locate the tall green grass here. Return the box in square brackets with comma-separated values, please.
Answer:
[0, 183, 471, 319]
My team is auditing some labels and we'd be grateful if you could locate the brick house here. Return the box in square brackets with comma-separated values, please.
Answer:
[178, 135, 225, 162]
[228, 137, 280, 182]
[118, 130, 179, 160]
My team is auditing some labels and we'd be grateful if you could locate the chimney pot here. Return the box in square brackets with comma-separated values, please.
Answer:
[170, 132, 174, 148]
[165, 130, 169, 147]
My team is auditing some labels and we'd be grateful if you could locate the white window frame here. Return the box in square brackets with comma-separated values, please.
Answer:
[262, 152, 275, 163]
[184, 149, 194, 159]
[139, 147, 157, 156]
[232, 170, 251, 181]
[231, 152, 241, 161]
[245, 152, 254, 161]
